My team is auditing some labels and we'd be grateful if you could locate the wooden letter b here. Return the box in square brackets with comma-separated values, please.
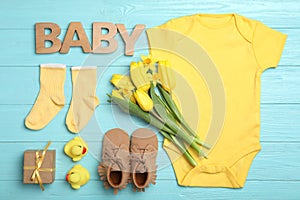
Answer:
[35, 23, 62, 54]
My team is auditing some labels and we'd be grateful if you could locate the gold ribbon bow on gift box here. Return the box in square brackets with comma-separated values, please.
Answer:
[24, 141, 54, 191]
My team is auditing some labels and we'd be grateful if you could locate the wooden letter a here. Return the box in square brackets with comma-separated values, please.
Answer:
[60, 22, 92, 53]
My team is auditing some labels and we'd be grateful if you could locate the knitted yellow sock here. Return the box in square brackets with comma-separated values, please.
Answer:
[66, 67, 100, 133]
[25, 64, 66, 130]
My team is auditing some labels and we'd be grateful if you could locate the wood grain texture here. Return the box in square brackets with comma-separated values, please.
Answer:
[1, 180, 299, 200]
[0, 28, 297, 66]
[0, 0, 299, 199]
[1, 142, 300, 181]
[0, 66, 299, 105]
[0, 0, 299, 29]
[0, 104, 300, 142]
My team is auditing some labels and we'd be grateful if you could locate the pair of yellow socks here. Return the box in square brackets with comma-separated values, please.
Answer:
[25, 64, 99, 133]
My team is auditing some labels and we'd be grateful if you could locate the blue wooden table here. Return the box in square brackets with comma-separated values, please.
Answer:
[0, 0, 299, 199]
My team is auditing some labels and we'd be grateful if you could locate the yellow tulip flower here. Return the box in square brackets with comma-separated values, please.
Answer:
[110, 74, 135, 91]
[133, 88, 153, 111]
[141, 54, 157, 72]
[130, 61, 150, 91]
[112, 90, 124, 99]
[158, 60, 176, 92]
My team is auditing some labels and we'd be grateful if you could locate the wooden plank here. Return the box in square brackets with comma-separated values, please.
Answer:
[0, 0, 299, 29]
[261, 66, 300, 103]
[1, 142, 300, 181]
[0, 28, 296, 66]
[0, 104, 299, 142]
[0, 66, 299, 105]
[260, 104, 300, 142]
[0, 180, 299, 200]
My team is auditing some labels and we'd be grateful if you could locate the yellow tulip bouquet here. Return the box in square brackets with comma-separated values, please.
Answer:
[108, 55, 210, 166]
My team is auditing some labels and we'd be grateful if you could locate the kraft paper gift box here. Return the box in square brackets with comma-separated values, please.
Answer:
[23, 147, 56, 190]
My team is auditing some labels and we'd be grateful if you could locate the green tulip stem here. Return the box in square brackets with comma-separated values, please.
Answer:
[157, 84, 211, 149]
[110, 95, 207, 159]
[160, 130, 197, 167]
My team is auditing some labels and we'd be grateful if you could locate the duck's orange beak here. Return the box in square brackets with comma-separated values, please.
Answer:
[82, 147, 87, 154]
[66, 173, 70, 182]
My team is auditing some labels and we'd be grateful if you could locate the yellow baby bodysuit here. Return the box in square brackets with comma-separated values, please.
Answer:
[147, 14, 287, 188]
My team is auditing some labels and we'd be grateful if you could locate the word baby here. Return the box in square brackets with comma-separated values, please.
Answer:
[35, 22, 145, 55]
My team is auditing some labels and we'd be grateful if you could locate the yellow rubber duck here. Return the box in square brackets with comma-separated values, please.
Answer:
[64, 136, 88, 161]
[66, 164, 90, 190]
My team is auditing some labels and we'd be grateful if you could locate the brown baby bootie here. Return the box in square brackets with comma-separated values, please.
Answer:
[98, 128, 131, 194]
[130, 128, 158, 192]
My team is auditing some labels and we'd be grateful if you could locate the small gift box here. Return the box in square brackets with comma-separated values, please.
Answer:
[23, 142, 56, 191]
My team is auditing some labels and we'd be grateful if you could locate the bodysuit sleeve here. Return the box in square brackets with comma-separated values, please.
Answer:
[253, 22, 287, 71]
